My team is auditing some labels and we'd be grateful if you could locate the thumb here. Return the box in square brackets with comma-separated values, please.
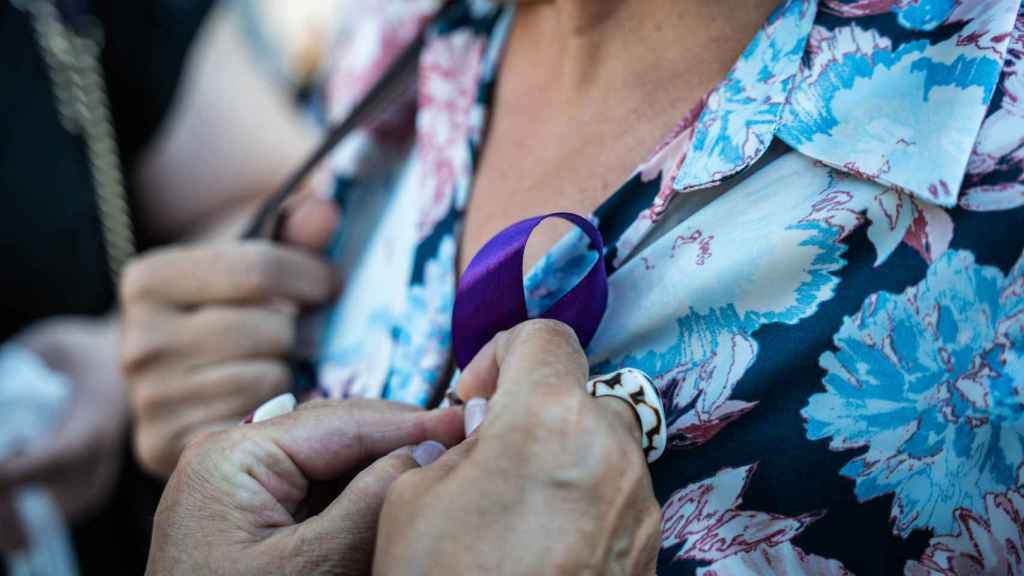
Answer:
[254, 399, 465, 483]
[289, 447, 420, 576]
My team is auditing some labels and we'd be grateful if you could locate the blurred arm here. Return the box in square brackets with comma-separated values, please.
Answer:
[133, 1, 321, 243]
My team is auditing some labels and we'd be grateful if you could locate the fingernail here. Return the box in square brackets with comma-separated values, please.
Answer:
[412, 441, 446, 467]
[252, 393, 297, 423]
[464, 398, 488, 435]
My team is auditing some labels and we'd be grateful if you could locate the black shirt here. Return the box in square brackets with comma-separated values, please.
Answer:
[0, 1, 212, 572]
[0, 0, 213, 340]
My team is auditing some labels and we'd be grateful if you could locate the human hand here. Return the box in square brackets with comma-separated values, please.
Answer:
[145, 399, 464, 576]
[375, 320, 661, 575]
[0, 316, 127, 551]
[120, 196, 340, 477]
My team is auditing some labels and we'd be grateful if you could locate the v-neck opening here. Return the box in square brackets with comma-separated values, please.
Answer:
[454, 5, 716, 282]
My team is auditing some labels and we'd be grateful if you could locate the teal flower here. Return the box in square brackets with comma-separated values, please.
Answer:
[804, 250, 1024, 537]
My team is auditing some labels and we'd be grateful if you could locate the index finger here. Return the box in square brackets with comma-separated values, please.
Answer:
[120, 241, 336, 308]
[457, 319, 589, 405]
[253, 399, 465, 482]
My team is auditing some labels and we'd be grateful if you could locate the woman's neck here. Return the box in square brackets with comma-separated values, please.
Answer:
[513, 0, 781, 103]
[463, 0, 785, 272]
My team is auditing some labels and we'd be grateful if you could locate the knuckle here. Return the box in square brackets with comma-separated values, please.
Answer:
[515, 319, 579, 348]
[523, 391, 585, 440]
[239, 244, 284, 295]
[119, 258, 154, 303]
[188, 427, 231, 455]
[510, 320, 588, 377]
[119, 321, 167, 374]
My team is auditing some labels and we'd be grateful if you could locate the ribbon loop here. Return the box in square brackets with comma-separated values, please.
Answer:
[452, 212, 608, 370]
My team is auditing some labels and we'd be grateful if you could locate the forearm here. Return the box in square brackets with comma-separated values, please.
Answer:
[133, 1, 320, 245]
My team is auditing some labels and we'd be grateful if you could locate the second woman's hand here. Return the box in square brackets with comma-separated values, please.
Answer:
[119, 194, 340, 478]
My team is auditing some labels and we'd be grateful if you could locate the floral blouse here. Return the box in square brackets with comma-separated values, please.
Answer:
[308, 0, 1024, 573]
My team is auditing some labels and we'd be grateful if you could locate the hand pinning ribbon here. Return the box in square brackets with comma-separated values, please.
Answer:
[452, 213, 608, 370]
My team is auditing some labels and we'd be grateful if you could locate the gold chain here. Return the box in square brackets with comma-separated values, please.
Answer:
[15, 0, 135, 283]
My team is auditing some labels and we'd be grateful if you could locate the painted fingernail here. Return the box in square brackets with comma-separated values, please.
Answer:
[412, 441, 447, 467]
[464, 398, 488, 435]
[252, 393, 297, 423]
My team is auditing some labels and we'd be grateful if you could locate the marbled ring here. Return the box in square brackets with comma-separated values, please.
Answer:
[585, 368, 667, 463]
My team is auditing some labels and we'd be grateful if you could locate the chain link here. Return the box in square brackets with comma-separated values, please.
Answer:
[16, 0, 135, 283]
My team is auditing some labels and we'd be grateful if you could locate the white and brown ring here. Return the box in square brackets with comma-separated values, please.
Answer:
[585, 368, 667, 463]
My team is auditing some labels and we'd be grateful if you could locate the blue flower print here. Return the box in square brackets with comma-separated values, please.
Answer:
[803, 249, 1024, 537]
[385, 235, 458, 406]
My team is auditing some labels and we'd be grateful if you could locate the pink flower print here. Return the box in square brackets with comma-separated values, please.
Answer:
[325, 0, 434, 142]
[820, 0, 905, 18]
[413, 30, 485, 240]
[700, 543, 854, 575]
[961, 10, 1024, 212]
[661, 464, 850, 574]
[906, 489, 1024, 576]
[660, 332, 759, 449]
[662, 465, 824, 563]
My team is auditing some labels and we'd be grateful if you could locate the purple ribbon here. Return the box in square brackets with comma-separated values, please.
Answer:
[452, 212, 608, 370]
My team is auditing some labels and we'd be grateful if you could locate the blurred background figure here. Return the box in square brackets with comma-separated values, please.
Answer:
[0, 0, 345, 573]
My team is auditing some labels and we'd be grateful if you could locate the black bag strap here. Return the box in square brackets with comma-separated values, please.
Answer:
[243, 2, 455, 240]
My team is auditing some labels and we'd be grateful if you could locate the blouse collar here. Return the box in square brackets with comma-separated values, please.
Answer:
[669, 0, 1021, 207]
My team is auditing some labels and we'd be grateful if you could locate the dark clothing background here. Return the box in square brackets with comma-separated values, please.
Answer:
[0, 0, 212, 340]
[0, 0, 213, 572]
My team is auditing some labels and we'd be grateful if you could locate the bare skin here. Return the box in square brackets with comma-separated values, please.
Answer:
[118, 0, 782, 480]
[144, 321, 654, 576]
[376, 320, 660, 575]
[464, 0, 782, 272]
[0, 2, 323, 545]
[1, 2, 335, 537]
[145, 400, 466, 576]
[124, 0, 797, 573]
[135, 1, 320, 244]
[0, 317, 125, 550]
[119, 208, 339, 478]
